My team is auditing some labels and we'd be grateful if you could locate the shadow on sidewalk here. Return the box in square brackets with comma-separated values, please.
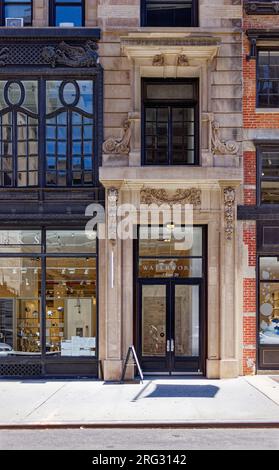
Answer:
[144, 384, 219, 398]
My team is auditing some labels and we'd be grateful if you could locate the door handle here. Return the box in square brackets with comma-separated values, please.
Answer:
[171, 339, 175, 352]
[166, 340, 170, 352]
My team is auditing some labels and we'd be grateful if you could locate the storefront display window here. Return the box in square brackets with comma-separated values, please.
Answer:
[0, 229, 97, 359]
[259, 257, 279, 345]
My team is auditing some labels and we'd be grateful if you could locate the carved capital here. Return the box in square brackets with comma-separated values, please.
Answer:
[103, 119, 132, 156]
[140, 188, 201, 208]
[107, 188, 118, 242]
[224, 187, 236, 241]
[152, 54, 165, 66]
[211, 120, 239, 156]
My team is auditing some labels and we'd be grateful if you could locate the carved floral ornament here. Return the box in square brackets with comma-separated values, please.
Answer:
[107, 188, 118, 242]
[140, 188, 201, 208]
[211, 120, 239, 156]
[224, 187, 236, 241]
[41, 41, 99, 68]
[103, 119, 132, 156]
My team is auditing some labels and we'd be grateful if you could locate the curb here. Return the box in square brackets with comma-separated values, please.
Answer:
[1, 421, 279, 430]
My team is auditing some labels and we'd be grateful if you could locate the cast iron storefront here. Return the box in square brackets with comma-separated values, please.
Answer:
[0, 28, 103, 378]
[135, 225, 207, 375]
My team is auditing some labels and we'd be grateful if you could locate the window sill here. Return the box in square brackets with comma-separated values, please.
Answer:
[255, 108, 279, 114]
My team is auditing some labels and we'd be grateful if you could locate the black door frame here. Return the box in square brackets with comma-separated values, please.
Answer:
[138, 278, 204, 375]
[134, 225, 207, 376]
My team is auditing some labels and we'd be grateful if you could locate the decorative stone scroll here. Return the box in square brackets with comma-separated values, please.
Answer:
[107, 188, 118, 242]
[140, 188, 201, 208]
[177, 54, 189, 66]
[41, 40, 98, 68]
[211, 120, 239, 156]
[103, 119, 132, 156]
[224, 187, 236, 241]
[152, 54, 165, 66]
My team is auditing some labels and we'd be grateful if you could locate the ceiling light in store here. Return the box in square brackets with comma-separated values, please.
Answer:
[166, 223, 175, 230]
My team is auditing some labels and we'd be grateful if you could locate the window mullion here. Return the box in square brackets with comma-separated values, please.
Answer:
[12, 108, 17, 187]
[169, 106, 172, 165]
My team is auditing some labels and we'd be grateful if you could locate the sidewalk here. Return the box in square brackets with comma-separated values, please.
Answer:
[0, 376, 279, 427]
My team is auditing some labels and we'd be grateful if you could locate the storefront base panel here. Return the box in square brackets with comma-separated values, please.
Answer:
[0, 359, 98, 379]
[259, 348, 279, 371]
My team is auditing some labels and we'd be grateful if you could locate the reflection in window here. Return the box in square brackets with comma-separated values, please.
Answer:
[0, 258, 41, 354]
[142, 0, 197, 27]
[46, 230, 96, 253]
[0, 81, 38, 187]
[257, 50, 279, 108]
[259, 257, 279, 345]
[3, 0, 32, 26]
[259, 146, 279, 204]
[51, 0, 84, 26]
[46, 80, 94, 186]
[46, 257, 97, 356]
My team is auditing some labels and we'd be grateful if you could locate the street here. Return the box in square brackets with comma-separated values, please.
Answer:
[0, 428, 278, 450]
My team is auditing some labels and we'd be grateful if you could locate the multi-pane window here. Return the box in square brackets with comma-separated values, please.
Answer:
[257, 50, 279, 108]
[0, 79, 95, 188]
[143, 80, 199, 165]
[258, 146, 279, 204]
[2, 0, 32, 26]
[141, 0, 198, 27]
[50, 0, 84, 26]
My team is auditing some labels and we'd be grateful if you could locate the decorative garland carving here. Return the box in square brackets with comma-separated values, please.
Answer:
[107, 188, 118, 242]
[152, 54, 165, 66]
[140, 188, 201, 207]
[211, 120, 239, 156]
[224, 187, 236, 241]
[103, 119, 131, 155]
[41, 40, 98, 68]
[177, 54, 189, 66]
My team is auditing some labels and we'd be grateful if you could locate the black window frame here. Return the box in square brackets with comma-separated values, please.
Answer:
[257, 48, 279, 108]
[1, 0, 32, 26]
[257, 142, 279, 206]
[0, 75, 100, 189]
[141, 78, 199, 166]
[141, 0, 199, 27]
[49, 0, 85, 27]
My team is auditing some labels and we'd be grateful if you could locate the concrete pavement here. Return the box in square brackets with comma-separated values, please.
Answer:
[0, 376, 278, 426]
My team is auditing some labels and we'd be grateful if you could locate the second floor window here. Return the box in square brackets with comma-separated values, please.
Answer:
[0, 79, 95, 188]
[50, 0, 84, 27]
[258, 145, 279, 204]
[142, 79, 199, 166]
[141, 1, 198, 27]
[257, 50, 279, 108]
[2, 0, 32, 26]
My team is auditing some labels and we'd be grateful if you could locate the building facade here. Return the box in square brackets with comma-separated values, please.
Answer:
[0, 1, 277, 381]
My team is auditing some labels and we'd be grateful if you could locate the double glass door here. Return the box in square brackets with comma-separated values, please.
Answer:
[139, 279, 203, 374]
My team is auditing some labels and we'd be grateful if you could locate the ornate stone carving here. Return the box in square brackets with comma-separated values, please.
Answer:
[103, 119, 132, 156]
[107, 188, 118, 242]
[211, 120, 239, 155]
[0, 47, 9, 66]
[140, 188, 201, 207]
[177, 54, 189, 66]
[152, 54, 165, 66]
[41, 40, 98, 68]
[224, 187, 236, 241]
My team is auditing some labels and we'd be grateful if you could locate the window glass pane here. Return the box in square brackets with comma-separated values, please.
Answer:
[260, 281, 279, 345]
[0, 258, 41, 355]
[146, 83, 194, 100]
[77, 81, 93, 114]
[46, 257, 97, 357]
[139, 258, 202, 278]
[0, 230, 41, 253]
[139, 226, 202, 257]
[145, 0, 194, 27]
[261, 180, 279, 204]
[4, 5, 32, 25]
[260, 257, 279, 281]
[262, 151, 279, 178]
[46, 81, 62, 114]
[46, 230, 96, 253]
[56, 6, 82, 26]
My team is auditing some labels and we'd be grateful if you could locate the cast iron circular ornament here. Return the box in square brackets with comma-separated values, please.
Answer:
[59, 80, 80, 107]
[4, 81, 25, 107]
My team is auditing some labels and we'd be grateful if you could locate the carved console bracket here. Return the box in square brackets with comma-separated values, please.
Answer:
[103, 119, 132, 156]
[152, 53, 189, 67]
[224, 187, 236, 241]
[107, 188, 118, 242]
[140, 188, 201, 208]
[211, 119, 239, 156]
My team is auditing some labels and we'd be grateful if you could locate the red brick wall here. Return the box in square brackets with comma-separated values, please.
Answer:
[242, 224, 257, 375]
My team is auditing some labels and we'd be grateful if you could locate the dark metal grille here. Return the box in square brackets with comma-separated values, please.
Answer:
[0, 362, 42, 377]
